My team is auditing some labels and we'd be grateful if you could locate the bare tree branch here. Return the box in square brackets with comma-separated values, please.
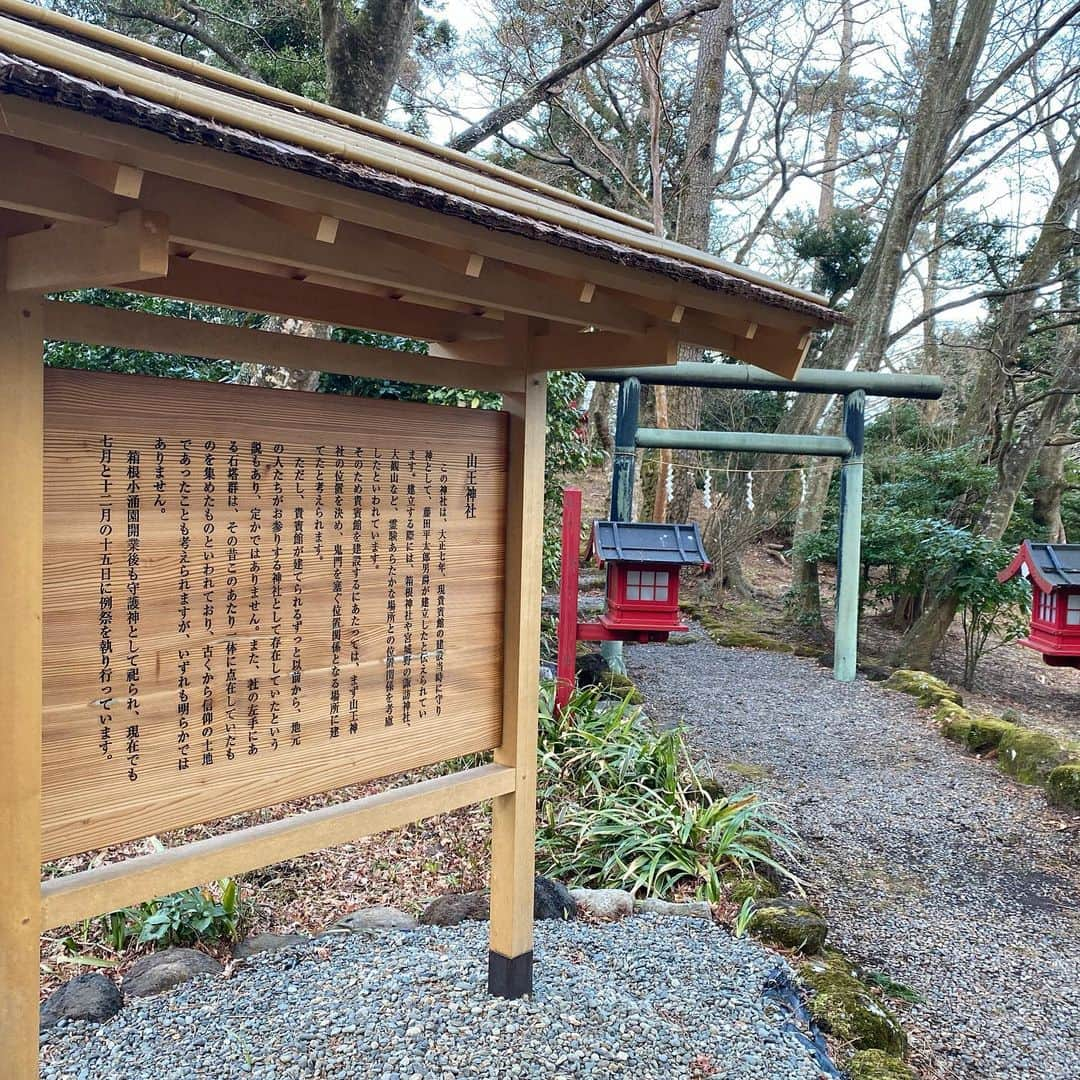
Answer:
[108, 2, 261, 80]
[447, 0, 727, 153]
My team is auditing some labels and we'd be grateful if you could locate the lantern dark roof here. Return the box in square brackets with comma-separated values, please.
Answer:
[592, 521, 709, 567]
[998, 541, 1080, 592]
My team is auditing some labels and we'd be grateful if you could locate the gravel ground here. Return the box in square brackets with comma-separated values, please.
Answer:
[40, 915, 837, 1080]
[627, 634, 1080, 1080]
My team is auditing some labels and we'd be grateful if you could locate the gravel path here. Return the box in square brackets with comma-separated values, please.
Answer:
[40, 915, 837, 1080]
[627, 634, 1080, 1080]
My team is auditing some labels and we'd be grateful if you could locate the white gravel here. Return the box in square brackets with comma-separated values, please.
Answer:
[627, 633, 1080, 1080]
[40, 915, 837, 1080]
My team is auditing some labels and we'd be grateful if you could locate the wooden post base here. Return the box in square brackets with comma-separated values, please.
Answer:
[488, 950, 533, 999]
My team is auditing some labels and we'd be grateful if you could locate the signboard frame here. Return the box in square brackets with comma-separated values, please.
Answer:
[1, 299, 546, 1073]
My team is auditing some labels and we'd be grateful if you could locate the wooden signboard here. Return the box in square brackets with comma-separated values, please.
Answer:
[42, 368, 508, 860]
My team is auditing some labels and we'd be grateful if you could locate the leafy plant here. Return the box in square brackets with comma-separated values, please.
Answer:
[732, 896, 756, 938]
[104, 878, 247, 949]
[536, 684, 798, 901]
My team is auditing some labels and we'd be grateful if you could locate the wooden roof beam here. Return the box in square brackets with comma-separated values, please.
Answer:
[237, 193, 339, 244]
[434, 325, 679, 371]
[123, 257, 497, 344]
[42, 300, 523, 394]
[5, 208, 168, 293]
[125, 174, 650, 335]
[38, 145, 144, 199]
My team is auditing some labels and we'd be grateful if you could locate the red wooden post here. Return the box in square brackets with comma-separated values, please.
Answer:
[555, 487, 582, 714]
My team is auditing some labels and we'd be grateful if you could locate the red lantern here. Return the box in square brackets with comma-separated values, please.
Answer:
[999, 541, 1080, 668]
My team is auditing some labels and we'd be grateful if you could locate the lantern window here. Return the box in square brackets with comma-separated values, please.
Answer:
[626, 569, 670, 602]
[1067, 593, 1080, 626]
[1037, 590, 1057, 622]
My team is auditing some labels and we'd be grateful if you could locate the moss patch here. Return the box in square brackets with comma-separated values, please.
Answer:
[802, 953, 907, 1055]
[722, 761, 770, 781]
[846, 1050, 916, 1080]
[699, 617, 795, 653]
[941, 712, 1017, 754]
[998, 728, 1069, 785]
[885, 669, 962, 709]
[1046, 763, 1080, 811]
[748, 897, 827, 954]
[596, 672, 643, 705]
[725, 876, 779, 906]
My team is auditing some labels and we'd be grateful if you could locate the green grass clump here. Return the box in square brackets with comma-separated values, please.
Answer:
[536, 684, 797, 901]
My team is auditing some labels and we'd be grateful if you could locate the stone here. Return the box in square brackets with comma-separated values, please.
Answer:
[40, 973, 122, 1031]
[418, 891, 489, 928]
[326, 907, 417, 934]
[632, 898, 712, 920]
[725, 877, 779, 906]
[846, 1050, 917, 1080]
[232, 932, 308, 958]
[1046, 763, 1080, 811]
[569, 888, 634, 920]
[884, 669, 961, 709]
[748, 897, 827, 954]
[801, 952, 906, 1056]
[938, 709, 1016, 754]
[997, 728, 1069, 784]
[533, 876, 577, 920]
[574, 651, 610, 687]
[420, 877, 577, 927]
[699, 616, 793, 654]
[122, 948, 223, 999]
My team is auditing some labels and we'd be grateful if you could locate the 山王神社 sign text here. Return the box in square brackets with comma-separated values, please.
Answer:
[42, 369, 507, 859]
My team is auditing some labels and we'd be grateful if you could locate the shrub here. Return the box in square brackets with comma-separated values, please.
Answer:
[104, 878, 247, 950]
[536, 684, 797, 901]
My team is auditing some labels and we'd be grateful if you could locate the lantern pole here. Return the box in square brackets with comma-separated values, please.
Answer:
[833, 390, 865, 682]
[604, 377, 640, 675]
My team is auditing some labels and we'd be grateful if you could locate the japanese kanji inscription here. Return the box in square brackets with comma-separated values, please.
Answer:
[42, 369, 508, 859]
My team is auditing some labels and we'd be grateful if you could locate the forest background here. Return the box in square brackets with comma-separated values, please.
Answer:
[46, 0, 1080, 678]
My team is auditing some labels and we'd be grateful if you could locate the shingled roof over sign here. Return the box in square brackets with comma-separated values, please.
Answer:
[0, 2, 842, 330]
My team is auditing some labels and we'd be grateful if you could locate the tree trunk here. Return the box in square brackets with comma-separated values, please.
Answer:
[320, 0, 419, 119]
[1033, 439, 1069, 543]
[664, 2, 736, 527]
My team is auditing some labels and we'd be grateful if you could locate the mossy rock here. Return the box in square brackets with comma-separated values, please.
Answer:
[667, 632, 703, 646]
[941, 713, 1017, 754]
[699, 619, 794, 653]
[726, 876, 779, 906]
[802, 953, 906, 1055]
[846, 1050, 916, 1080]
[748, 897, 827, 954]
[933, 700, 969, 726]
[1046, 763, 1080, 811]
[885, 669, 961, 709]
[596, 672, 643, 705]
[998, 728, 1069, 785]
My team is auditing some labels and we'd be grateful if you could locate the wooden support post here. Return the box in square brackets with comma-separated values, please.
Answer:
[0, 283, 43, 1080]
[834, 390, 866, 682]
[488, 317, 546, 999]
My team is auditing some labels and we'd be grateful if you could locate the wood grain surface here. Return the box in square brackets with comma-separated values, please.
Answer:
[42, 368, 507, 860]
